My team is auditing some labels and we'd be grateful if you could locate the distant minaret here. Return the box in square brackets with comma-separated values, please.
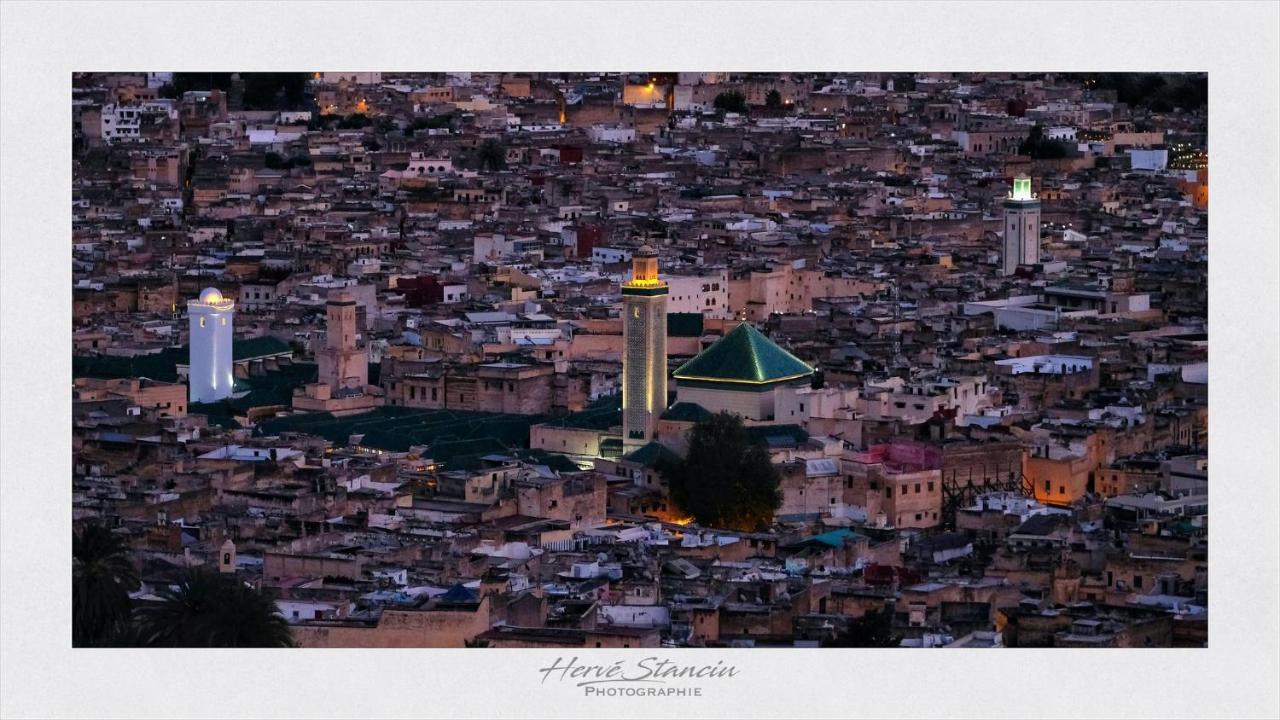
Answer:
[218, 538, 237, 574]
[317, 289, 368, 393]
[1002, 175, 1041, 275]
[188, 287, 235, 403]
[622, 245, 668, 450]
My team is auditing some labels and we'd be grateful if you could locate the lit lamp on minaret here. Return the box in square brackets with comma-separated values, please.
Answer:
[1002, 174, 1041, 276]
[188, 287, 235, 403]
[621, 245, 668, 450]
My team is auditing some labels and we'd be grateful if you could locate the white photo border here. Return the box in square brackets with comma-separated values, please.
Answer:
[1, 1, 1277, 718]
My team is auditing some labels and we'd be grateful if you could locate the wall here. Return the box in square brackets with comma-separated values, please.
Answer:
[675, 384, 774, 421]
[291, 598, 491, 648]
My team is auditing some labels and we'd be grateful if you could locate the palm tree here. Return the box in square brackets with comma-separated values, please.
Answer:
[73, 523, 139, 647]
[136, 569, 293, 647]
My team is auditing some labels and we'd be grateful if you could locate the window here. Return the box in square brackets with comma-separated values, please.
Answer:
[1044, 480, 1051, 492]
[1133, 575, 1143, 590]
[914, 483, 921, 494]
[927, 481, 934, 492]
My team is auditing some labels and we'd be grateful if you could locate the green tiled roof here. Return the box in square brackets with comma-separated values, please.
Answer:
[672, 322, 813, 385]
[744, 424, 808, 448]
[254, 406, 547, 454]
[620, 441, 681, 469]
[660, 402, 712, 423]
[230, 336, 292, 362]
[73, 338, 294, 382]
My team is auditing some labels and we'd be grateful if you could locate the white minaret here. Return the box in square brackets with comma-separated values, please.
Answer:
[621, 245, 668, 450]
[1002, 175, 1041, 275]
[188, 287, 235, 403]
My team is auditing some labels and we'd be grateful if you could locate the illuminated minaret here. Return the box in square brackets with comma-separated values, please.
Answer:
[1002, 175, 1041, 275]
[621, 245, 668, 450]
[188, 287, 235, 403]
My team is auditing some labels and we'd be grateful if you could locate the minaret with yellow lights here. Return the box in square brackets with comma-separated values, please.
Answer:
[621, 245, 668, 449]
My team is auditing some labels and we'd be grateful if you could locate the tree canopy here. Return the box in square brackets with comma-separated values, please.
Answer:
[72, 523, 139, 646]
[135, 569, 294, 648]
[713, 90, 748, 115]
[821, 606, 901, 647]
[1018, 124, 1070, 159]
[165, 72, 311, 110]
[476, 139, 507, 172]
[658, 411, 781, 531]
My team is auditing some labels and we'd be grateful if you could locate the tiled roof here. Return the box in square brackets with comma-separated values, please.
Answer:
[660, 402, 712, 423]
[620, 441, 681, 468]
[672, 322, 813, 384]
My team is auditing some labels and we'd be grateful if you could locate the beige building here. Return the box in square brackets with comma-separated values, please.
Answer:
[292, 596, 492, 648]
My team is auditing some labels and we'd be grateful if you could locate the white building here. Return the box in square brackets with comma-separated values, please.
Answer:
[587, 124, 637, 144]
[591, 246, 632, 264]
[1128, 148, 1169, 172]
[663, 269, 730, 319]
[404, 153, 454, 177]
[187, 287, 235, 403]
[100, 101, 177, 144]
[993, 355, 1094, 375]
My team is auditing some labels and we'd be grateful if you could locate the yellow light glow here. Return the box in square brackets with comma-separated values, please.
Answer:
[622, 278, 667, 289]
[672, 371, 813, 385]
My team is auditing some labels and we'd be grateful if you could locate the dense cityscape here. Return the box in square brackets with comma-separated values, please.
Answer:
[71, 71, 1209, 649]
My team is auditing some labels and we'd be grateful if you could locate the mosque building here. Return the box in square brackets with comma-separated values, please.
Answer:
[670, 321, 815, 422]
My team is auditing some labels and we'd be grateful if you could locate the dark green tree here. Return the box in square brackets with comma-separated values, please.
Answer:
[764, 89, 783, 111]
[713, 90, 748, 115]
[1018, 124, 1068, 159]
[135, 569, 293, 647]
[659, 412, 781, 531]
[73, 523, 139, 647]
[822, 606, 901, 647]
[337, 113, 371, 129]
[476, 139, 507, 172]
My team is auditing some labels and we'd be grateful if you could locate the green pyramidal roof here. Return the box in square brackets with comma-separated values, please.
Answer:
[673, 322, 813, 385]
